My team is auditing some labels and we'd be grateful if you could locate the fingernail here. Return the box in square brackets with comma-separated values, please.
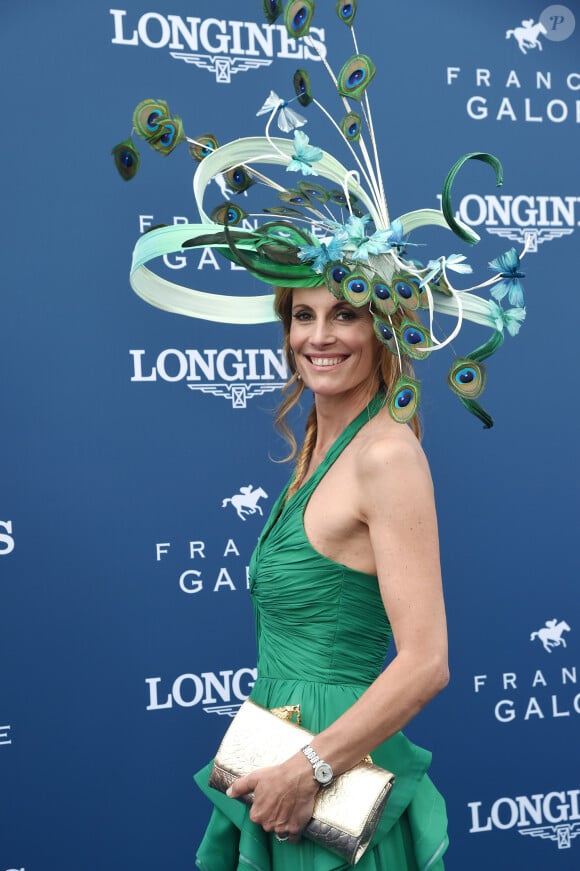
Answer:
[226, 787, 232, 797]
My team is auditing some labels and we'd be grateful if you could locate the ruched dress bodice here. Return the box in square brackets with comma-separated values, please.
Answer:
[251, 482, 391, 688]
[195, 396, 448, 871]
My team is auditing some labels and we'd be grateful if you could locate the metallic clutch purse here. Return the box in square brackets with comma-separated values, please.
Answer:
[208, 699, 395, 866]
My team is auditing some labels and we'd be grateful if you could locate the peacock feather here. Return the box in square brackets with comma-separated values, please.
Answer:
[388, 376, 421, 424]
[447, 359, 487, 399]
[293, 69, 313, 107]
[132, 99, 171, 140]
[210, 203, 248, 226]
[340, 112, 363, 142]
[372, 279, 398, 317]
[336, 0, 357, 26]
[324, 262, 351, 299]
[373, 316, 398, 355]
[279, 189, 313, 207]
[112, 139, 140, 180]
[393, 273, 421, 312]
[147, 115, 185, 155]
[297, 181, 329, 203]
[337, 55, 376, 101]
[284, 1, 315, 38]
[264, 206, 304, 216]
[262, 0, 283, 24]
[341, 272, 373, 307]
[398, 320, 433, 360]
[188, 135, 219, 162]
[222, 165, 254, 194]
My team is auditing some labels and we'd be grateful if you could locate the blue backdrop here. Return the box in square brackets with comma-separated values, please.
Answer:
[1, 1, 579, 869]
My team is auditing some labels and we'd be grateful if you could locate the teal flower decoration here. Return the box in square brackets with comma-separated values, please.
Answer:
[351, 228, 407, 261]
[287, 130, 323, 175]
[343, 214, 371, 240]
[298, 238, 346, 272]
[381, 219, 405, 247]
[489, 248, 525, 308]
[320, 218, 350, 241]
[487, 301, 526, 336]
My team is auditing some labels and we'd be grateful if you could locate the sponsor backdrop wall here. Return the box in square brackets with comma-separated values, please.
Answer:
[2, 1, 579, 869]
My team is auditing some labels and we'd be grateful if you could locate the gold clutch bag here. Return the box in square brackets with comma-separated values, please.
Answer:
[208, 699, 395, 866]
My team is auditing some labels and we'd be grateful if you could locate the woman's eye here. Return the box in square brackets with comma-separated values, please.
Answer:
[293, 310, 312, 321]
[336, 308, 356, 320]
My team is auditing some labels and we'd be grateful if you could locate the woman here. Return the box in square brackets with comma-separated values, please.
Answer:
[116, 13, 525, 869]
[193, 282, 450, 870]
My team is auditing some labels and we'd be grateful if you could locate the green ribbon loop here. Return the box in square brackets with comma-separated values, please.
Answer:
[441, 152, 504, 245]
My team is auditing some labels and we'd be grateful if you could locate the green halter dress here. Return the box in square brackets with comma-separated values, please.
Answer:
[195, 395, 448, 870]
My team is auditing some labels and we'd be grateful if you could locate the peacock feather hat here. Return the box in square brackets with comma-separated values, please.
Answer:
[113, 0, 527, 427]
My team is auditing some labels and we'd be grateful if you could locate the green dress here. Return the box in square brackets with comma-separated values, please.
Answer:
[195, 395, 448, 870]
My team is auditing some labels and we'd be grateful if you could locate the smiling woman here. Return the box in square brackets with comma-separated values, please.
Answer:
[112, 3, 530, 866]
[194, 278, 450, 869]
[273, 284, 421, 478]
[291, 289, 379, 393]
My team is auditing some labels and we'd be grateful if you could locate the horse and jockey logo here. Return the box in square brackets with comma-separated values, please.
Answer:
[506, 6, 576, 52]
[506, 18, 547, 53]
[222, 484, 268, 521]
[530, 618, 571, 652]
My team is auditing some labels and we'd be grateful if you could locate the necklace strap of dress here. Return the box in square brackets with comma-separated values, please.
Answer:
[295, 391, 386, 500]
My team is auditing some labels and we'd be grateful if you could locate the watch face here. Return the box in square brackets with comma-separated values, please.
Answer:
[314, 762, 333, 785]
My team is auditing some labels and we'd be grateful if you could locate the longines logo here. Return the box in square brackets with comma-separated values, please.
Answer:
[469, 787, 580, 850]
[441, 193, 578, 252]
[110, 9, 326, 82]
[473, 618, 578, 723]
[445, 6, 578, 123]
[130, 348, 288, 408]
[146, 667, 256, 715]
[0, 520, 15, 555]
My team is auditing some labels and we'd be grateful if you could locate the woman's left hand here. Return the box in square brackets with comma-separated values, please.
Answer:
[226, 753, 320, 843]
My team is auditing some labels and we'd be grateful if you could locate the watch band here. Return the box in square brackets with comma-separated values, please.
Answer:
[301, 744, 334, 786]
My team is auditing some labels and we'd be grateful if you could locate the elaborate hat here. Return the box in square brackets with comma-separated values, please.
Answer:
[113, 0, 527, 427]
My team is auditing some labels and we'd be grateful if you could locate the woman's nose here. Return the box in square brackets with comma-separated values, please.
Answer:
[311, 318, 335, 345]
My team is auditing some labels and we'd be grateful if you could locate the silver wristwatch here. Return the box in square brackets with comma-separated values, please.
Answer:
[301, 744, 334, 786]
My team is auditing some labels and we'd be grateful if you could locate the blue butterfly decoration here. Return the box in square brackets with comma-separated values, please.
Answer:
[419, 254, 472, 287]
[287, 130, 324, 176]
[256, 91, 306, 133]
[489, 247, 525, 308]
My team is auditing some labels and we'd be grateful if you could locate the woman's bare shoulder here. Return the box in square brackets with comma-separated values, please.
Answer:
[349, 412, 435, 524]
[356, 410, 430, 478]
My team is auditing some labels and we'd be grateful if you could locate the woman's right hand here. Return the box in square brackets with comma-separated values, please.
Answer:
[226, 753, 320, 843]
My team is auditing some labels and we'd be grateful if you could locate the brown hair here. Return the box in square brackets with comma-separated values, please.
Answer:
[273, 286, 422, 495]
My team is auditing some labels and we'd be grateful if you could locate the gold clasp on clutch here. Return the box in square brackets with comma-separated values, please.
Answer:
[269, 705, 372, 761]
[270, 704, 301, 726]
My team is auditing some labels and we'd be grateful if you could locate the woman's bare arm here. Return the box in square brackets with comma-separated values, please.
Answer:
[227, 429, 448, 838]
